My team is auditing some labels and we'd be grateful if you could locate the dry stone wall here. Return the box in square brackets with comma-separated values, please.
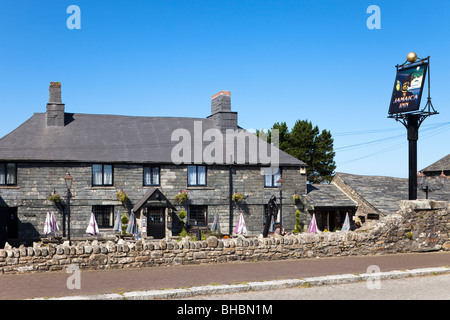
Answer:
[1, 200, 449, 274]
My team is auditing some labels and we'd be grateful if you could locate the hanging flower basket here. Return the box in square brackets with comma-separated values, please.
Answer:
[47, 193, 61, 203]
[116, 189, 128, 203]
[292, 193, 302, 203]
[232, 192, 244, 203]
[175, 189, 188, 204]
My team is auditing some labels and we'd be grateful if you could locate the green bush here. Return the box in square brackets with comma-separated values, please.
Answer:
[179, 208, 187, 219]
[293, 209, 303, 233]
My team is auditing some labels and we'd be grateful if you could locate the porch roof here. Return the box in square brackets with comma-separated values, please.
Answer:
[132, 188, 176, 213]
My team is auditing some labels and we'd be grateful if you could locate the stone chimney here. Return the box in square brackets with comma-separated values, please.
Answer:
[207, 91, 238, 130]
[46, 82, 65, 127]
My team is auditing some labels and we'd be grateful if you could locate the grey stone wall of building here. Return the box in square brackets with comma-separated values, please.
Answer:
[0, 200, 448, 274]
[0, 162, 307, 243]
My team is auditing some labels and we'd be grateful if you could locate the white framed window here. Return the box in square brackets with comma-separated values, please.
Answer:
[187, 166, 206, 186]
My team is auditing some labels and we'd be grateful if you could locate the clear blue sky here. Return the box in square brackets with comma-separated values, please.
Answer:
[0, 0, 449, 178]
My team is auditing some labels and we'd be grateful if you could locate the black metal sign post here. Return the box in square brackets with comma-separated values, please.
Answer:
[388, 53, 438, 200]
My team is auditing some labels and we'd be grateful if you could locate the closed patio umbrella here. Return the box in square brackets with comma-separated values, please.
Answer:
[234, 212, 247, 235]
[44, 212, 52, 235]
[86, 211, 99, 236]
[126, 210, 139, 237]
[269, 215, 275, 233]
[308, 213, 318, 234]
[113, 210, 122, 233]
[211, 213, 220, 232]
[50, 211, 60, 236]
[341, 212, 350, 231]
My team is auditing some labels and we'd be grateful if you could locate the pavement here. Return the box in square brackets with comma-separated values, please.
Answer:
[1, 251, 449, 300]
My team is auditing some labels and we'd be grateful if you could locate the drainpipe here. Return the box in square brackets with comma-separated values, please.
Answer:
[229, 166, 233, 236]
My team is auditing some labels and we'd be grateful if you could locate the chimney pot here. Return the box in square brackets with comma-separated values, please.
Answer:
[49, 82, 62, 103]
[46, 82, 65, 127]
[211, 91, 231, 100]
[208, 90, 237, 130]
[211, 90, 231, 115]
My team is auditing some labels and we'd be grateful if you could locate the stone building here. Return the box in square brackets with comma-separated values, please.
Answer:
[322, 154, 449, 226]
[302, 183, 357, 232]
[301, 154, 449, 231]
[0, 83, 307, 247]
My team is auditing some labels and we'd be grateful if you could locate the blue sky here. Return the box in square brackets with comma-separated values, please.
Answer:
[0, 0, 449, 178]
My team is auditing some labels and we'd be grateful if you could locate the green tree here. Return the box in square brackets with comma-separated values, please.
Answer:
[270, 120, 336, 184]
[271, 122, 290, 151]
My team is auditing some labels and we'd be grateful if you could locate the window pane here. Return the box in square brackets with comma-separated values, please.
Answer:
[187, 166, 197, 185]
[197, 166, 206, 185]
[103, 165, 113, 185]
[143, 167, 151, 185]
[6, 163, 16, 185]
[274, 169, 281, 187]
[152, 167, 160, 185]
[0, 164, 5, 185]
[264, 174, 272, 187]
[93, 205, 113, 228]
[189, 205, 207, 226]
[92, 165, 103, 185]
[144, 166, 159, 186]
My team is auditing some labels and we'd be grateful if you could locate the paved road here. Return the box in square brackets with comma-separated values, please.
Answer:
[180, 273, 450, 300]
[1, 251, 449, 300]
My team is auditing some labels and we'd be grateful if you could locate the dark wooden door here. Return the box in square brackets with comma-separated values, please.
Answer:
[7, 208, 18, 239]
[146, 207, 165, 239]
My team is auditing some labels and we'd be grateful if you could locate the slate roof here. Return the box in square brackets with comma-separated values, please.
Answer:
[334, 172, 449, 216]
[0, 112, 305, 166]
[305, 184, 357, 210]
[422, 153, 450, 173]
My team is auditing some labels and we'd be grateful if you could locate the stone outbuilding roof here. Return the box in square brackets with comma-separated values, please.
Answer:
[304, 184, 357, 211]
[333, 172, 409, 216]
[332, 172, 449, 217]
[422, 153, 450, 174]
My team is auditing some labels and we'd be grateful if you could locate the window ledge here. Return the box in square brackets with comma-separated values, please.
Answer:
[187, 186, 215, 190]
[0, 186, 20, 189]
[86, 186, 116, 190]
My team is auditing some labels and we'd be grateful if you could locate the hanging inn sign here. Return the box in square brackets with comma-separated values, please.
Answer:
[389, 58, 428, 114]
[388, 52, 438, 200]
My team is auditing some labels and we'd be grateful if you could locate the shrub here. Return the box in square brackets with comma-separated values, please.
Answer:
[293, 209, 303, 233]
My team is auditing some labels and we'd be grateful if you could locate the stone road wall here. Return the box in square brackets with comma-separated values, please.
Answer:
[1, 200, 448, 274]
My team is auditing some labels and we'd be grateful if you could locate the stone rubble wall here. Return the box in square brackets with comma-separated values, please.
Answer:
[1, 200, 449, 274]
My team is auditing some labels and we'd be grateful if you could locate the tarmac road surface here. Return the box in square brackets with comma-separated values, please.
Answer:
[0, 251, 449, 300]
[179, 273, 450, 300]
